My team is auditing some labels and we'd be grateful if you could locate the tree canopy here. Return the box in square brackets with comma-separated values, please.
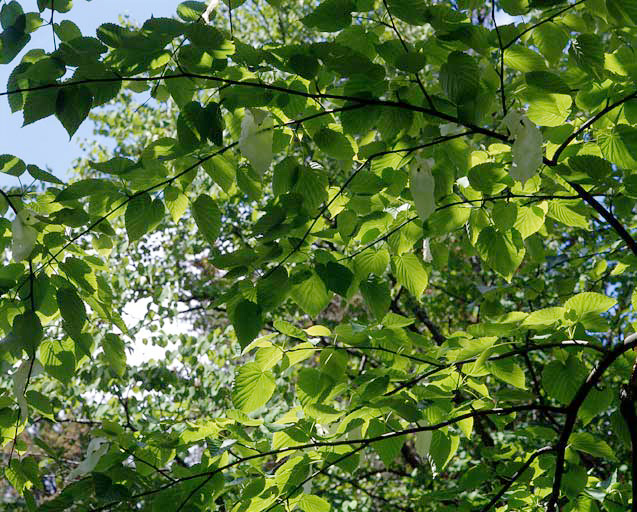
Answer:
[2, 0, 637, 510]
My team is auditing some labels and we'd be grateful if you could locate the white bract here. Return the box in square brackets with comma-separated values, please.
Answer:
[415, 424, 432, 458]
[68, 437, 110, 480]
[439, 123, 462, 136]
[410, 156, 436, 222]
[239, 109, 273, 176]
[202, 0, 220, 23]
[11, 209, 38, 262]
[423, 238, 433, 263]
[12, 359, 31, 423]
[503, 109, 543, 184]
[455, 176, 470, 188]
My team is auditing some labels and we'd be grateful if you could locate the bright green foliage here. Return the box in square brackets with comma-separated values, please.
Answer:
[2, 1, 637, 511]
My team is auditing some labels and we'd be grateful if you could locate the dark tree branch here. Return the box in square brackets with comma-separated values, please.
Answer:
[414, 307, 446, 345]
[549, 90, 637, 165]
[491, 0, 507, 115]
[0, 73, 512, 143]
[547, 333, 637, 512]
[566, 181, 637, 258]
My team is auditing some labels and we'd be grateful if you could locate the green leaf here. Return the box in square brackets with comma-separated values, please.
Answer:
[525, 71, 571, 94]
[564, 292, 616, 329]
[392, 253, 428, 298]
[176, 1, 206, 21]
[164, 186, 189, 223]
[316, 262, 353, 297]
[294, 166, 328, 212]
[475, 227, 525, 282]
[467, 163, 508, 194]
[522, 307, 565, 330]
[13, 311, 43, 355]
[360, 276, 391, 321]
[568, 155, 612, 182]
[607, 0, 637, 24]
[599, 124, 637, 169]
[532, 22, 568, 64]
[569, 34, 605, 80]
[202, 155, 235, 193]
[488, 359, 526, 389]
[579, 386, 612, 425]
[410, 159, 436, 222]
[513, 204, 546, 239]
[27, 164, 63, 184]
[429, 431, 460, 473]
[302, 0, 354, 32]
[439, 51, 480, 104]
[55, 85, 92, 137]
[191, 194, 222, 246]
[102, 333, 126, 377]
[526, 91, 572, 127]
[40, 338, 75, 384]
[56, 179, 118, 202]
[257, 267, 290, 311]
[367, 419, 404, 467]
[125, 193, 158, 242]
[38, 0, 73, 13]
[569, 432, 617, 461]
[313, 128, 355, 160]
[23, 88, 58, 125]
[298, 494, 331, 512]
[290, 272, 331, 316]
[386, 0, 430, 25]
[56, 287, 86, 337]
[503, 45, 546, 72]
[542, 357, 588, 404]
[232, 300, 262, 349]
[232, 362, 275, 412]
[1, 1, 24, 30]
[0, 154, 26, 176]
[500, 0, 529, 14]
[547, 201, 589, 230]
[354, 248, 390, 277]
[565, 292, 616, 317]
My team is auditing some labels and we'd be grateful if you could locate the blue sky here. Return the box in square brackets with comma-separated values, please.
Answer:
[0, 1, 177, 187]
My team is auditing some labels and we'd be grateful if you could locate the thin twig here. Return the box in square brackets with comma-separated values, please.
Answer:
[481, 446, 555, 512]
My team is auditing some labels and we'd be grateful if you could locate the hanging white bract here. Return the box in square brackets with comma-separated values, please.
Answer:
[504, 109, 543, 184]
[455, 176, 470, 188]
[239, 109, 273, 176]
[11, 209, 38, 262]
[202, 0, 220, 23]
[423, 238, 433, 263]
[410, 156, 436, 222]
[415, 423, 432, 458]
[67, 437, 110, 480]
[12, 359, 31, 423]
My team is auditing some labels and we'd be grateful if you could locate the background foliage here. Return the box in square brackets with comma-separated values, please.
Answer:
[2, 0, 637, 511]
